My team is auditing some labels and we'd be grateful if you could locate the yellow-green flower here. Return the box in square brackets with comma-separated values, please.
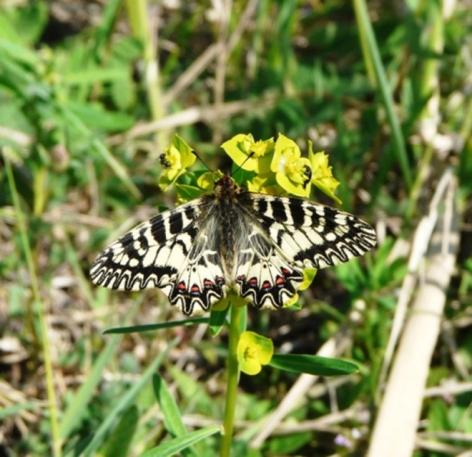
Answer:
[159, 134, 196, 190]
[196, 170, 224, 191]
[271, 134, 312, 197]
[222, 134, 274, 174]
[309, 142, 341, 204]
[298, 267, 317, 291]
[237, 331, 274, 375]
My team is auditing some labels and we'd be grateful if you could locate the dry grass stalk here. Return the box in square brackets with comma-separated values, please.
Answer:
[108, 96, 276, 145]
[378, 169, 455, 389]
[367, 172, 459, 457]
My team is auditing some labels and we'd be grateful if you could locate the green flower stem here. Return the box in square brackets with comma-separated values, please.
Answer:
[5, 159, 62, 457]
[220, 304, 244, 457]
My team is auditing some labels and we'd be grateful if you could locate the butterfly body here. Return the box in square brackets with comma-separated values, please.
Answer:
[90, 176, 376, 315]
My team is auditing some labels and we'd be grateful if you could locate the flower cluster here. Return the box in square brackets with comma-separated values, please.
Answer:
[222, 133, 340, 201]
[159, 132, 341, 204]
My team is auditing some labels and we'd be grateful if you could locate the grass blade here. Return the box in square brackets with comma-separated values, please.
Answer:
[5, 156, 62, 457]
[104, 317, 209, 334]
[353, 0, 412, 189]
[81, 338, 179, 456]
[270, 354, 359, 376]
[141, 425, 221, 457]
[59, 334, 120, 439]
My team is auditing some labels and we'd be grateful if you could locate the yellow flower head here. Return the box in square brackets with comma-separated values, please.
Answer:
[308, 142, 341, 204]
[222, 134, 274, 175]
[271, 134, 312, 197]
[237, 331, 274, 376]
[159, 134, 196, 190]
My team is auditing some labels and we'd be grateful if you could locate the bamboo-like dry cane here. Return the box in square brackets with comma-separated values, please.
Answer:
[367, 172, 459, 457]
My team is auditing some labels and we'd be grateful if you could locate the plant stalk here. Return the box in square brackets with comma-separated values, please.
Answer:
[220, 304, 243, 457]
[125, 0, 167, 149]
[5, 158, 62, 457]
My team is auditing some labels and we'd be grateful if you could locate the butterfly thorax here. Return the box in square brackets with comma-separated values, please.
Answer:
[211, 175, 246, 276]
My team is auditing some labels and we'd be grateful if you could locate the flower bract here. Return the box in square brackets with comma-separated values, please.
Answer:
[237, 331, 274, 375]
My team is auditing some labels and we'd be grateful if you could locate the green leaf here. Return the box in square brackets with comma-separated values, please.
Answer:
[141, 425, 221, 457]
[208, 306, 229, 336]
[152, 375, 187, 437]
[104, 317, 209, 334]
[0, 2, 48, 46]
[175, 184, 205, 201]
[65, 101, 134, 132]
[353, 0, 412, 189]
[0, 401, 40, 420]
[60, 301, 142, 440]
[101, 406, 139, 457]
[59, 333, 121, 439]
[270, 354, 359, 376]
[152, 374, 197, 457]
[81, 339, 178, 456]
[169, 367, 215, 415]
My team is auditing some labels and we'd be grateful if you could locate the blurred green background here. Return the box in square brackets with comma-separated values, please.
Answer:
[0, 0, 471, 456]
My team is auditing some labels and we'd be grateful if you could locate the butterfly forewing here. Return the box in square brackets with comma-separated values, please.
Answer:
[244, 194, 377, 271]
[90, 199, 227, 315]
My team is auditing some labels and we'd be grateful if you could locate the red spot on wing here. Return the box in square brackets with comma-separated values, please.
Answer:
[204, 279, 214, 288]
[248, 277, 257, 287]
[191, 284, 200, 293]
[275, 275, 285, 286]
[262, 280, 271, 290]
[281, 267, 290, 276]
[177, 281, 186, 291]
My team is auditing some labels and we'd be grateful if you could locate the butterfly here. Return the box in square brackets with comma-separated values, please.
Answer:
[90, 175, 376, 315]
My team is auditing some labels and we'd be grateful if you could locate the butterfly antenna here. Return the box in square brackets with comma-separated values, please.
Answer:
[232, 151, 255, 179]
[192, 150, 212, 171]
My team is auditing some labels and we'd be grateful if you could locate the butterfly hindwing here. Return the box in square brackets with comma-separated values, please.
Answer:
[90, 199, 227, 315]
[233, 216, 304, 309]
[245, 194, 377, 270]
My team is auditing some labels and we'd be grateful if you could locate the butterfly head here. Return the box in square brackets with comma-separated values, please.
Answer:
[214, 175, 241, 201]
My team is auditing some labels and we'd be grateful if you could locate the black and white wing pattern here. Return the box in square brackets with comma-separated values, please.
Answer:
[230, 193, 375, 310]
[244, 194, 377, 271]
[90, 175, 376, 314]
[90, 200, 227, 315]
[233, 216, 305, 309]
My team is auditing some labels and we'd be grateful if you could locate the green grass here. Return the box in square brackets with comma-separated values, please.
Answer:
[1, 1, 471, 456]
